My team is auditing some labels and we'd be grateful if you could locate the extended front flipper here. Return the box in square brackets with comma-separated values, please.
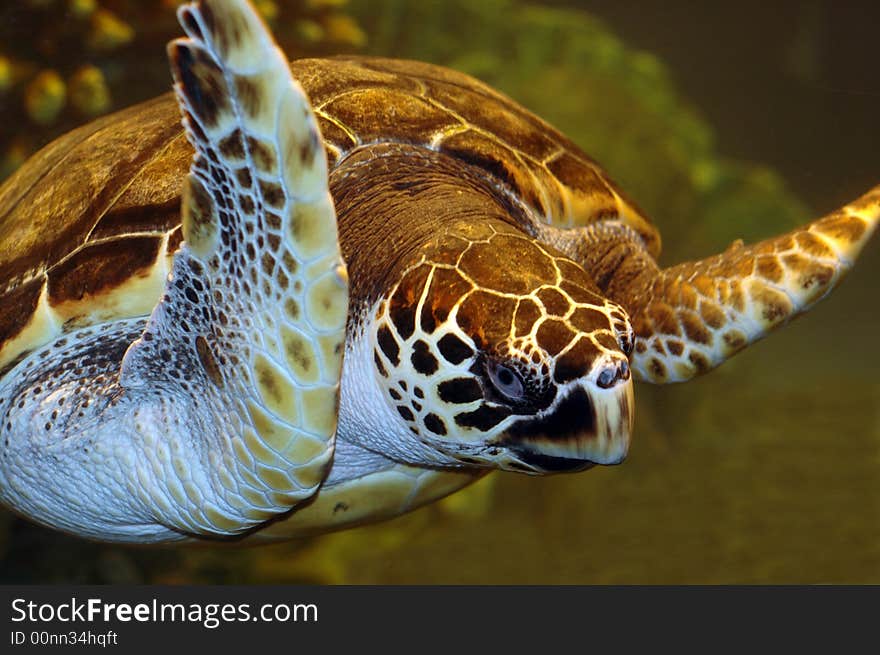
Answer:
[118, 0, 348, 534]
[629, 187, 879, 382]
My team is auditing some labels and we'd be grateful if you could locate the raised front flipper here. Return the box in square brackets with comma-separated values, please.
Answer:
[628, 187, 879, 382]
[118, 0, 347, 534]
[0, 0, 346, 543]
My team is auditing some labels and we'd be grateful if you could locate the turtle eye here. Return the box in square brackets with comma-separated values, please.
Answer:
[488, 362, 525, 401]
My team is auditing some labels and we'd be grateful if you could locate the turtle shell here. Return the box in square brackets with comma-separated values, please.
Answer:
[0, 56, 658, 369]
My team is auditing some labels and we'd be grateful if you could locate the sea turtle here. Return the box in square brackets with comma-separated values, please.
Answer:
[0, 0, 876, 545]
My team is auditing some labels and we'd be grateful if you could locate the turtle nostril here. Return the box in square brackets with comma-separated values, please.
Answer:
[596, 360, 628, 389]
[596, 366, 617, 389]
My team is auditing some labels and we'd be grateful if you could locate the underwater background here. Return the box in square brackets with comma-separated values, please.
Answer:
[0, 0, 877, 583]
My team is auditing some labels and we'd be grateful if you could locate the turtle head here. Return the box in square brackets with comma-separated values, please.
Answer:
[371, 221, 634, 473]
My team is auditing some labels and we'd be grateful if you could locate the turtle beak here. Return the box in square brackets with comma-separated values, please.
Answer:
[504, 377, 634, 473]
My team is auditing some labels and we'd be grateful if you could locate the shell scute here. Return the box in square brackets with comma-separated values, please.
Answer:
[420, 78, 560, 161]
[322, 87, 459, 145]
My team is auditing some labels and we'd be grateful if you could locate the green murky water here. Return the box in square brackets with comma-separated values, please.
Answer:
[0, 0, 877, 583]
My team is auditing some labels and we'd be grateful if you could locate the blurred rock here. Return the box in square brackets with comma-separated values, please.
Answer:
[24, 69, 66, 124]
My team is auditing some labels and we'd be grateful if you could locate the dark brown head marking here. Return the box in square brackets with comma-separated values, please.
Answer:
[436, 333, 474, 365]
[437, 378, 483, 404]
[455, 404, 511, 431]
[424, 414, 447, 436]
[388, 265, 432, 341]
[411, 340, 438, 375]
[377, 325, 400, 365]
